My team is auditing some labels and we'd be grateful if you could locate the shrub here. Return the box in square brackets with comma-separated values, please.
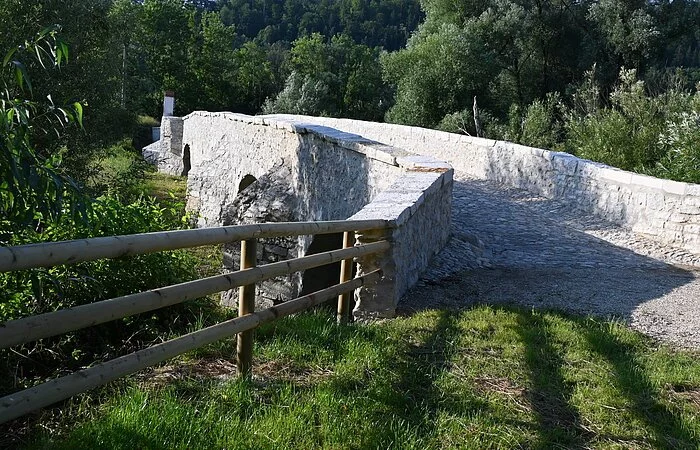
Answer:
[499, 93, 564, 149]
[437, 108, 474, 134]
[0, 195, 204, 392]
[564, 68, 694, 173]
[86, 139, 152, 200]
[651, 89, 700, 182]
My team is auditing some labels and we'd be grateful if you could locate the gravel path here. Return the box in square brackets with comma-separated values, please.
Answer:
[399, 174, 700, 349]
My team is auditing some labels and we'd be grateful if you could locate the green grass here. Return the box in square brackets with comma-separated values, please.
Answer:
[138, 172, 188, 206]
[137, 171, 222, 279]
[21, 306, 700, 449]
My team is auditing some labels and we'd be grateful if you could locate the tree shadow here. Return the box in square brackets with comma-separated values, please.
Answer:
[514, 311, 593, 449]
[401, 177, 699, 348]
[329, 309, 493, 448]
[584, 324, 699, 449]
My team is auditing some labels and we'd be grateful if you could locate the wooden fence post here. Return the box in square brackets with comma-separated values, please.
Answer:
[337, 231, 354, 324]
[237, 238, 256, 376]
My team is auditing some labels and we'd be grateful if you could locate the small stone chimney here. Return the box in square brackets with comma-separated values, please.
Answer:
[163, 91, 175, 117]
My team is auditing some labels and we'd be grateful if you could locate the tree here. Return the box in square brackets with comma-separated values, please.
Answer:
[264, 33, 389, 120]
[138, 0, 193, 116]
[0, 27, 85, 228]
[588, 0, 660, 71]
[382, 23, 496, 128]
[109, 0, 142, 110]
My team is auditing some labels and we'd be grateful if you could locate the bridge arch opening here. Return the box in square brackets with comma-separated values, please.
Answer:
[300, 233, 347, 297]
[181, 144, 191, 176]
[238, 174, 257, 193]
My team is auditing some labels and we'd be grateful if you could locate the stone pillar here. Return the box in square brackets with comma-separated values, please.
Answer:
[160, 116, 184, 156]
[163, 91, 175, 116]
[353, 227, 397, 320]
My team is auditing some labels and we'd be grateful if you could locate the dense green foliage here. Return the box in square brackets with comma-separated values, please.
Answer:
[3, 0, 698, 181]
[385, 0, 700, 129]
[383, 0, 700, 181]
[0, 26, 85, 227]
[219, 0, 422, 51]
[0, 25, 210, 406]
[20, 308, 700, 448]
[262, 33, 389, 120]
[0, 0, 420, 185]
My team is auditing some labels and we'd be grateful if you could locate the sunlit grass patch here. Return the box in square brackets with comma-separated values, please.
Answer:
[21, 307, 700, 449]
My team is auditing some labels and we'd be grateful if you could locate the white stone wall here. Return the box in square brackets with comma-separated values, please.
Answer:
[265, 114, 700, 255]
[349, 169, 453, 318]
[182, 113, 301, 227]
[142, 116, 184, 175]
[154, 112, 455, 318]
[181, 112, 406, 227]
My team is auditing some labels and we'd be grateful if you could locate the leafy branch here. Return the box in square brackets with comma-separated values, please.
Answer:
[0, 25, 86, 230]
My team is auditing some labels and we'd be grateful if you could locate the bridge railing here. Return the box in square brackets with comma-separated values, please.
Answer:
[0, 219, 390, 424]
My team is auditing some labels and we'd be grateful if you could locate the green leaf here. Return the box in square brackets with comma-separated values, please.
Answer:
[73, 102, 83, 128]
[60, 42, 69, 65]
[2, 47, 17, 67]
[11, 60, 32, 93]
[34, 44, 46, 69]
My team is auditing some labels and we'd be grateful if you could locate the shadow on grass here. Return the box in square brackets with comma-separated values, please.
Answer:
[60, 424, 165, 450]
[339, 310, 492, 447]
[515, 311, 593, 449]
[585, 325, 699, 449]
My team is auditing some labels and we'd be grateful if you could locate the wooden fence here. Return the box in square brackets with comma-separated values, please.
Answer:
[0, 220, 390, 424]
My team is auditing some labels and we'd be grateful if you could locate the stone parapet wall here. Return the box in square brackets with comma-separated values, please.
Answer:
[265, 115, 700, 254]
[142, 116, 184, 175]
[181, 112, 407, 227]
[349, 169, 453, 318]
[145, 112, 454, 318]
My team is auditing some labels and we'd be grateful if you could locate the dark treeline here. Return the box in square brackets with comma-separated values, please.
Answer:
[218, 0, 423, 50]
[385, 0, 700, 127]
[0, 0, 699, 185]
[384, 0, 700, 181]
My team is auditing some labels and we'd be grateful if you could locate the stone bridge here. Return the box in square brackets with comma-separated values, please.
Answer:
[144, 113, 700, 348]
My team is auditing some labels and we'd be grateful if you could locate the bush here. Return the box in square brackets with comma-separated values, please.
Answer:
[651, 92, 700, 182]
[498, 93, 564, 150]
[1, 195, 195, 320]
[437, 108, 474, 134]
[0, 195, 204, 393]
[86, 139, 152, 200]
[564, 68, 698, 177]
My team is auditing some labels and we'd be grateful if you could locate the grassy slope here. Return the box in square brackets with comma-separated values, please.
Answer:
[28, 307, 700, 449]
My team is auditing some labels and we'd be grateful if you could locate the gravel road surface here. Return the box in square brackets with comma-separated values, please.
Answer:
[399, 174, 700, 349]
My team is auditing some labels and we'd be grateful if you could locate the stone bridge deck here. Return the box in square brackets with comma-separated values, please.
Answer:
[400, 172, 700, 349]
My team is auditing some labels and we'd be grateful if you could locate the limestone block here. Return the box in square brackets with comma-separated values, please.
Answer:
[663, 179, 688, 196]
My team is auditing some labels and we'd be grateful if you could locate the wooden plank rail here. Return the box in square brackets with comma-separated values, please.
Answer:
[0, 219, 389, 272]
[0, 270, 382, 424]
[0, 241, 390, 349]
[0, 220, 392, 425]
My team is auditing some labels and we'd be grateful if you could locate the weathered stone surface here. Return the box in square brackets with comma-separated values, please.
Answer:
[142, 116, 184, 175]
[145, 111, 454, 318]
[220, 162, 302, 310]
[348, 168, 452, 319]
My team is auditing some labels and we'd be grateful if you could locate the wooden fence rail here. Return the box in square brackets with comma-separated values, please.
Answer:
[0, 241, 389, 349]
[0, 270, 382, 424]
[0, 219, 389, 272]
[0, 220, 391, 425]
